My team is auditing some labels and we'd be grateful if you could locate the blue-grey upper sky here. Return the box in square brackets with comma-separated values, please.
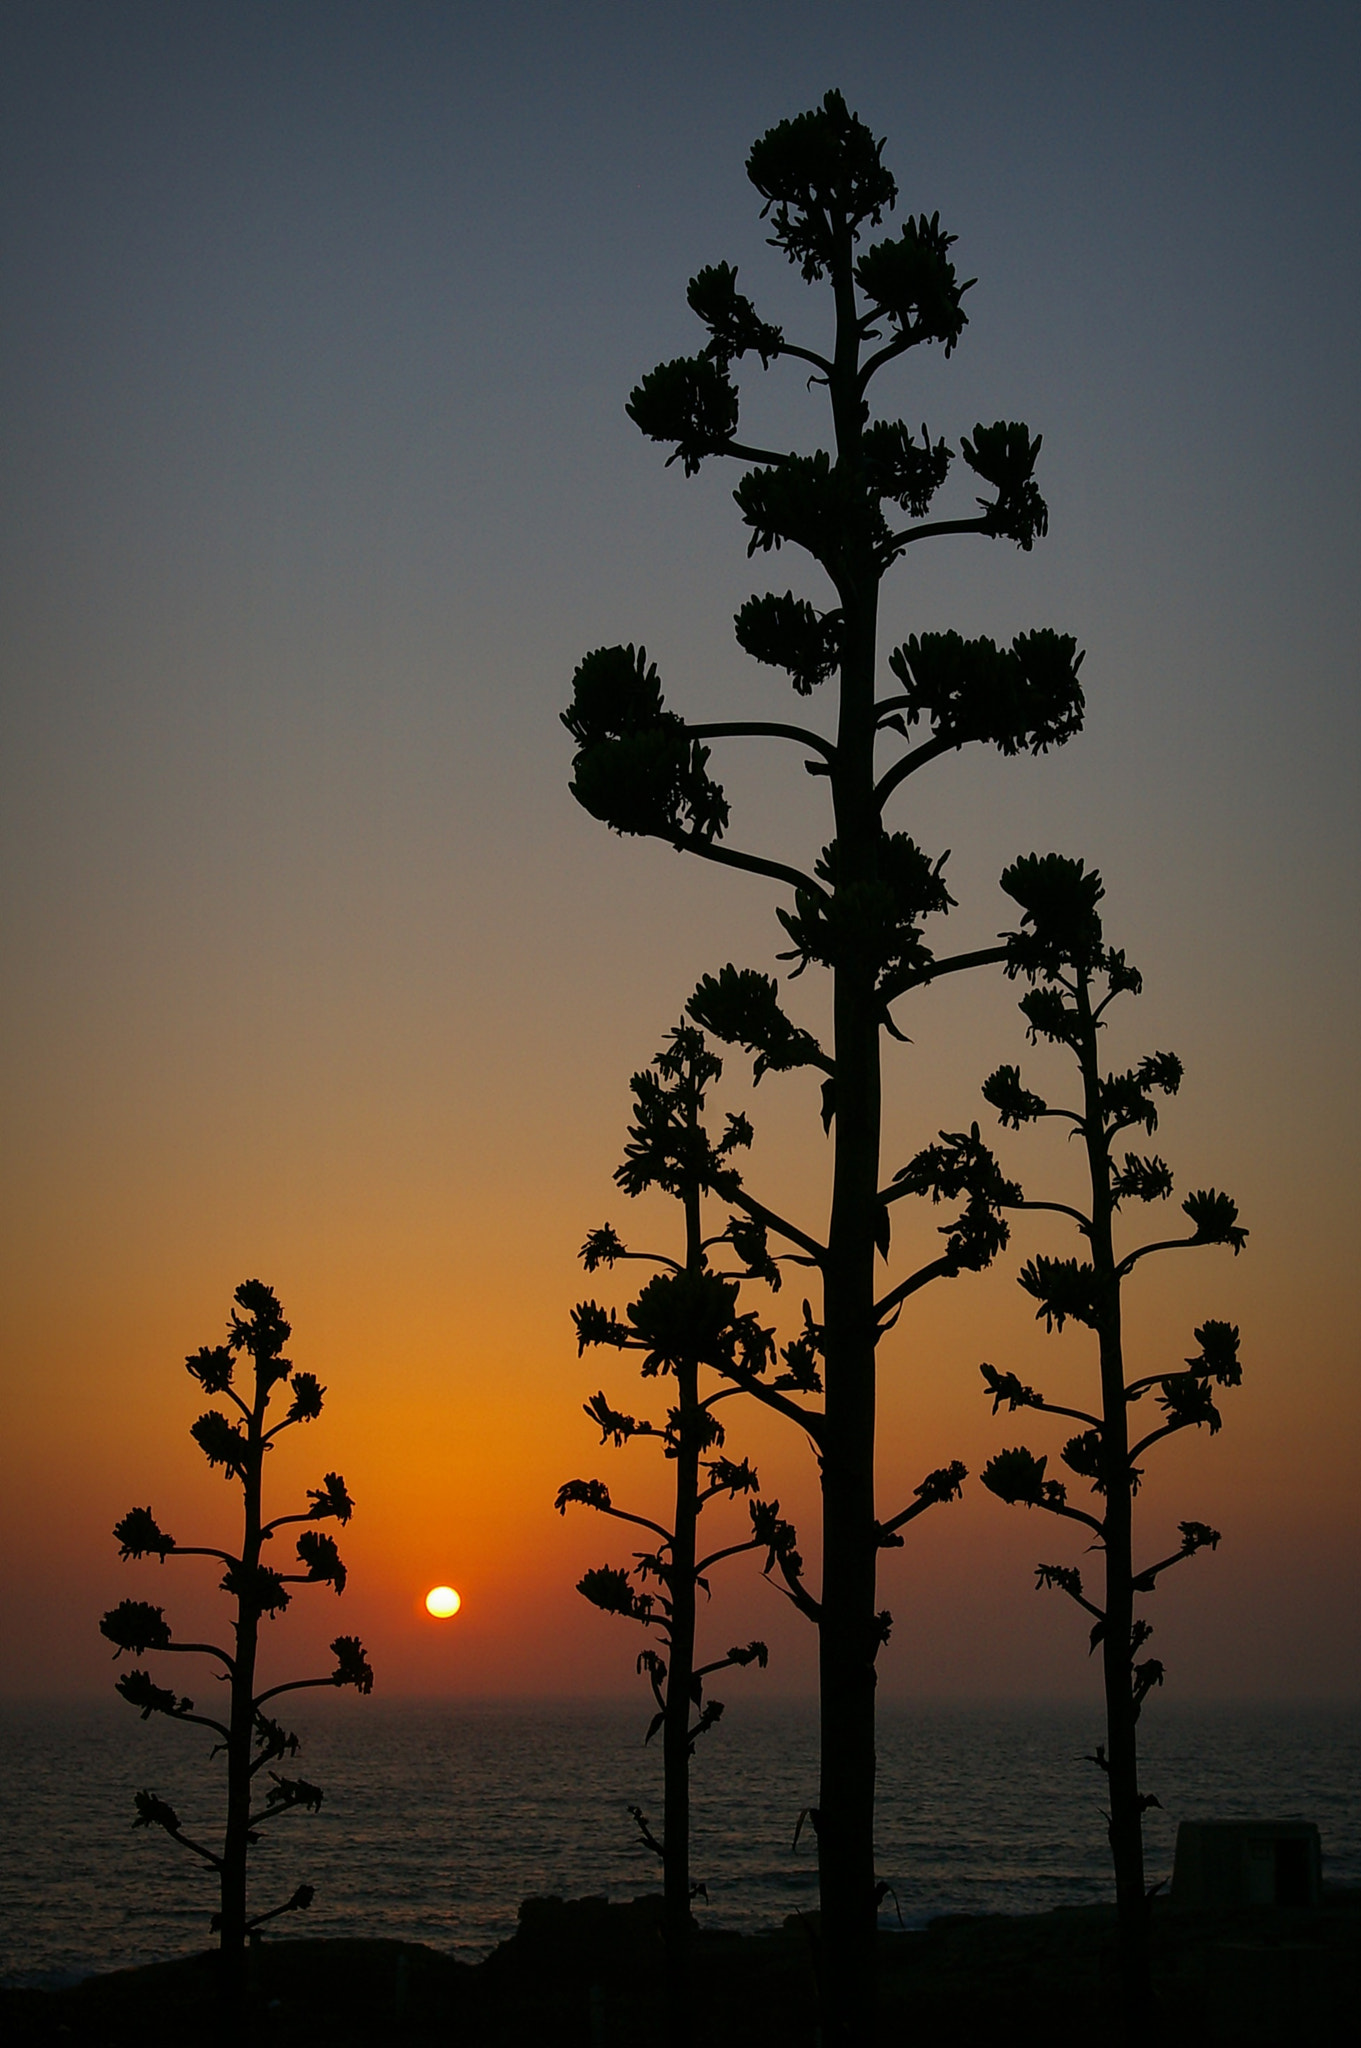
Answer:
[3, 2, 1358, 1697]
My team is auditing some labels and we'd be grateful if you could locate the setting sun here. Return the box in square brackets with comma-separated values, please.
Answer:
[424, 1586, 462, 1619]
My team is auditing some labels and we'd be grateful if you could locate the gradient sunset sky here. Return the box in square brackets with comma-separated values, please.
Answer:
[3, 1, 1357, 1706]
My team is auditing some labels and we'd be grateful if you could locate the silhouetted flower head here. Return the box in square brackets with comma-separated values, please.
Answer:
[191, 1409, 248, 1478]
[747, 90, 897, 282]
[116, 1669, 193, 1720]
[562, 646, 729, 843]
[855, 210, 971, 353]
[133, 1790, 180, 1834]
[890, 630, 1082, 753]
[306, 1471, 354, 1523]
[229, 1279, 292, 1386]
[186, 1345, 235, 1394]
[1018, 1255, 1105, 1333]
[577, 1565, 654, 1626]
[1188, 1320, 1242, 1386]
[981, 1447, 1069, 1513]
[114, 1507, 175, 1560]
[687, 964, 827, 1084]
[101, 1600, 172, 1657]
[961, 422, 1049, 548]
[734, 591, 842, 695]
[284, 1372, 324, 1424]
[580, 1224, 627, 1272]
[296, 1530, 346, 1594]
[221, 1561, 290, 1617]
[627, 1268, 742, 1376]
[555, 1478, 613, 1515]
[627, 353, 740, 475]
[687, 262, 784, 369]
[330, 1635, 373, 1694]
[1182, 1189, 1248, 1254]
[979, 1361, 1043, 1415]
[1000, 852, 1105, 979]
[264, 1772, 323, 1814]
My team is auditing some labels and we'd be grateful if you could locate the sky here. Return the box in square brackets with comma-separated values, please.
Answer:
[2, 1, 1357, 1709]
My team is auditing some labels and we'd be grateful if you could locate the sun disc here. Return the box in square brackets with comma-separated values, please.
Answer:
[425, 1585, 461, 1619]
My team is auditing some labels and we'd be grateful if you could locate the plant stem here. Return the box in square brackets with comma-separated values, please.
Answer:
[1075, 971, 1150, 2023]
[660, 1091, 715, 2044]
[817, 224, 883, 2048]
[219, 1354, 265, 2012]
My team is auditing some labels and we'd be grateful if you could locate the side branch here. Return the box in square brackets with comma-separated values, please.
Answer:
[731, 1187, 828, 1263]
[160, 1641, 237, 1673]
[1117, 1235, 1199, 1277]
[165, 1826, 223, 1870]
[873, 732, 956, 808]
[1043, 1500, 1107, 1538]
[889, 515, 994, 549]
[769, 1549, 821, 1625]
[890, 945, 1010, 1000]
[775, 339, 835, 378]
[1011, 1198, 1093, 1234]
[877, 1499, 941, 1540]
[724, 439, 793, 467]
[695, 1536, 762, 1575]
[172, 1709, 232, 1741]
[711, 1358, 824, 1446]
[673, 830, 823, 901]
[252, 1675, 347, 1710]
[1051, 1581, 1106, 1623]
[595, 1504, 674, 1544]
[1128, 1421, 1187, 1462]
[687, 719, 837, 764]
[856, 329, 915, 390]
[1133, 1546, 1199, 1589]
[1028, 1398, 1102, 1429]
[874, 1255, 955, 1323]
[1126, 1368, 1194, 1399]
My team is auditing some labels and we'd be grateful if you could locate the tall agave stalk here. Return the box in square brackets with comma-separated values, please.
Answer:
[562, 89, 1083, 2042]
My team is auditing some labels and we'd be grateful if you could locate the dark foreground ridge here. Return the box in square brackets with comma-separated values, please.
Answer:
[4, 1890, 1357, 2046]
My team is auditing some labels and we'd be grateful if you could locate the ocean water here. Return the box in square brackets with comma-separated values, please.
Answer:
[2, 1698, 1357, 1987]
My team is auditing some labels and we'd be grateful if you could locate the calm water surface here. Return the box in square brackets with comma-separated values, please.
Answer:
[2, 1699, 1357, 1986]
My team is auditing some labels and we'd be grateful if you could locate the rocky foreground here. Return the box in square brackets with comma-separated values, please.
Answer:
[3, 1889, 1357, 2045]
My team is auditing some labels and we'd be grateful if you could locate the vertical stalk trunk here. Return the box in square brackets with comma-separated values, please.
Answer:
[819, 956, 881, 2048]
[219, 1362, 264, 2013]
[660, 1175, 705, 2044]
[1077, 977, 1150, 2025]
[818, 240, 884, 2047]
[663, 1351, 699, 2043]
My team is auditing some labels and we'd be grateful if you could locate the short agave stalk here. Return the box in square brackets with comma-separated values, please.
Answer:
[557, 1026, 791, 2040]
[978, 855, 1246, 2022]
[100, 1280, 373, 2010]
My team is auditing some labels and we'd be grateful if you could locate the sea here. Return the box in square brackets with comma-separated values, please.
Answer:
[2, 1699, 1357, 1988]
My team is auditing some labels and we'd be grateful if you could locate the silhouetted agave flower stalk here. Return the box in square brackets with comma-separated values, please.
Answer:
[101, 1280, 373, 2009]
[561, 87, 1083, 2046]
[978, 855, 1246, 2021]
[557, 1026, 786, 2041]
